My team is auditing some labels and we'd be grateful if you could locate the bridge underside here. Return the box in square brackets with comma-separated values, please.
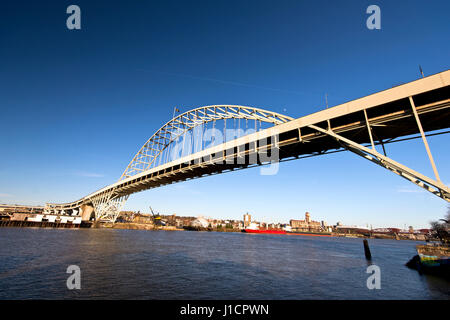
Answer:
[111, 86, 449, 196]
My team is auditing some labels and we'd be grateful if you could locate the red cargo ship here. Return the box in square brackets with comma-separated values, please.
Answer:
[243, 228, 286, 234]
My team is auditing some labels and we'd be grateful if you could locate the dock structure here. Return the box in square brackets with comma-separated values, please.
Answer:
[0, 220, 91, 228]
[0, 204, 91, 228]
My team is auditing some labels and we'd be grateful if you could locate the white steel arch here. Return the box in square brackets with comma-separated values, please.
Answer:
[119, 105, 293, 180]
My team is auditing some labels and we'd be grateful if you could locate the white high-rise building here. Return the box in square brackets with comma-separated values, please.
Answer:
[243, 213, 251, 227]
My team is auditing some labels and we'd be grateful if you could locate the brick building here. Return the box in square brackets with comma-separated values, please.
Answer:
[290, 212, 322, 232]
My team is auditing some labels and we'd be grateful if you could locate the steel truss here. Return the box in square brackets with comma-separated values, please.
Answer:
[91, 193, 129, 222]
[307, 96, 449, 202]
[120, 105, 293, 180]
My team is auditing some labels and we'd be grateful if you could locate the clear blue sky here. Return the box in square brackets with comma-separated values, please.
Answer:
[0, 0, 449, 228]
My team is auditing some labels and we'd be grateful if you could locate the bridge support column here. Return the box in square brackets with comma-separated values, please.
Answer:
[80, 204, 94, 221]
[91, 193, 129, 223]
[409, 96, 441, 182]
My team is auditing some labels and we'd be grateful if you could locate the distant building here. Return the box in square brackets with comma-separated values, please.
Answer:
[133, 214, 154, 224]
[0, 204, 44, 215]
[372, 228, 401, 234]
[321, 221, 332, 232]
[335, 225, 370, 235]
[290, 212, 322, 232]
[174, 216, 195, 228]
[191, 217, 209, 228]
[243, 213, 251, 227]
[166, 214, 177, 226]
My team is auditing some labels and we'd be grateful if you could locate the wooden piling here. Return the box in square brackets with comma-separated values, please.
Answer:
[363, 239, 372, 260]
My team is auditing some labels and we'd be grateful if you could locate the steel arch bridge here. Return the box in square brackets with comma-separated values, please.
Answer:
[46, 105, 294, 221]
[46, 70, 450, 222]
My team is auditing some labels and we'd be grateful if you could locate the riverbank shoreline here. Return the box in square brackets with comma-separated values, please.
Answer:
[98, 222, 183, 231]
[104, 225, 437, 241]
[0, 221, 437, 242]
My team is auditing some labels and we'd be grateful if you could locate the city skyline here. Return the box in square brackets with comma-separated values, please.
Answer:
[1, 1, 449, 228]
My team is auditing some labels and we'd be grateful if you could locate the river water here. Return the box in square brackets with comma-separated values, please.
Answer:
[0, 228, 448, 299]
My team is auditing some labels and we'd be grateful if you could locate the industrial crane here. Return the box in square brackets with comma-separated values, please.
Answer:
[149, 206, 165, 226]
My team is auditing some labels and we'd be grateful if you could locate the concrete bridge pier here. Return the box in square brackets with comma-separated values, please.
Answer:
[80, 204, 94, 221]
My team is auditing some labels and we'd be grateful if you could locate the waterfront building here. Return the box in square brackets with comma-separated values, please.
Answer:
[191, 217, 209, 228]
[172, 216, 195, 227]
[321, 221, 332, 232]
[243, 213, 251, 227]
[0, 204, 44, 215]
[290, 212, 322, 232]
[132, 213, 154, 224]
[335, 225, 370, 235]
